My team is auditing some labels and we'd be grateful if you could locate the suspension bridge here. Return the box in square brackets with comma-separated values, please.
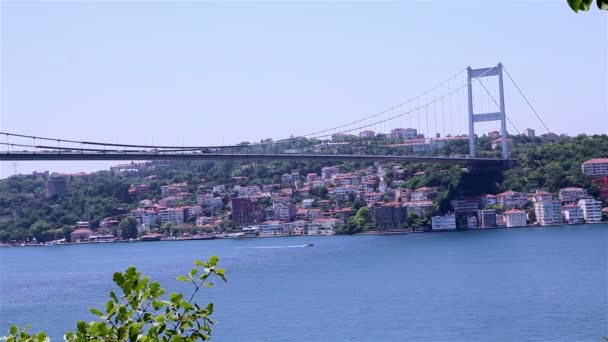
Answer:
[0, 63, 549, 168]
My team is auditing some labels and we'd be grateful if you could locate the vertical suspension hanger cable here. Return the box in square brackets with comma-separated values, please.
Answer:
[502, 65, 551, 134]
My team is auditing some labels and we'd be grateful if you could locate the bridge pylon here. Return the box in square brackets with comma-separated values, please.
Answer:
[467, 63, 508, 160]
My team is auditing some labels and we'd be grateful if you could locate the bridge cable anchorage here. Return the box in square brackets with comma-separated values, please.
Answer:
[474, 77, 521, 135]
[502, 65, 551, 134]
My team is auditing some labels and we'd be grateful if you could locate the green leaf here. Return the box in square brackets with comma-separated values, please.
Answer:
[9, 325, 17, 335]
[208, 255, 219, 266]
[176, 275, 190, 282]
[89, 308, 104, 317]
[599, 0, 608, 9]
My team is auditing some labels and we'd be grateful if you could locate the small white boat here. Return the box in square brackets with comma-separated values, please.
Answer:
[225, 232, 245, 239]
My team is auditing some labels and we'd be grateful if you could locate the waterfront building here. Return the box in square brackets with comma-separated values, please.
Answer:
[372, 203, 407, 228]
[534, 200, 563, 226]
[71, 228, 93, 241]
[467, 216, 478, 229]
[158, 208, 185, 226]
[582, 158, 608, 177]
[131, 208, 158, 229]
[306, 173, 318, 183]
[497, 190, 527, 208]
[242, 226, 260, 237]
[259, 221, 286, 237]
[558, 187, 588, 203]
[307, 218, 340, 235]
[478, 209, 497, 228]
[504, 209, 527, 227]
[562, 204, 583, 224]
[285, 220, 307, 236]
[578, 198, 602, 223]
[431, 213, 456, 230]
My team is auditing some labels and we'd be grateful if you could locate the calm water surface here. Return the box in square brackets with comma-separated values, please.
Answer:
[1, 225, 607, 341]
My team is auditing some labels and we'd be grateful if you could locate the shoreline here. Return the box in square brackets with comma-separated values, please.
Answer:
[1, 222, 606, 248]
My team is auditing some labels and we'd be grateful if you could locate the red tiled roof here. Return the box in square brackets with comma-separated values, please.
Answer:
[583, 158, 608, 164]
[504, 209, 525, 214]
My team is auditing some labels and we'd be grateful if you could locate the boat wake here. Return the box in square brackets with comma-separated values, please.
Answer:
[242, 244, 313, 249]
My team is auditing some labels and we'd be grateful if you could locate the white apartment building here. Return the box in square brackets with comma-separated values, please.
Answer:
[578, 198, 602, 223]
[431, 214, 456, 230]
[158, 208, 185, 226]
[131, 209, 158, 229]
[534, 200, 563, 226]
[562, 205, 583, 224]
[307, 218, 340, 235]
[259, 221, 286, 237]
[504, 209, 527, 227]
[582, 158, 608, 177]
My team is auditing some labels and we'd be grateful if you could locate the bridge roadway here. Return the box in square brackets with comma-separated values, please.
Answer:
[0, 151, 513, 167]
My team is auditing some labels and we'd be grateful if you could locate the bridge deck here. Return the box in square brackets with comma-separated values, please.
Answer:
[0, 152, 513, 167]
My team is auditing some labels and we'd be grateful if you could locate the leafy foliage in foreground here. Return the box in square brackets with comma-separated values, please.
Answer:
[2, 256, 227, 341]
[567, 0, 608, 12]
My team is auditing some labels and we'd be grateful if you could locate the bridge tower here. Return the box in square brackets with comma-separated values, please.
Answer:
[467, 63, 508, 160]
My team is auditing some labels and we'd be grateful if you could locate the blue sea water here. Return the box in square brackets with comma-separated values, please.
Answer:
[1, 225, 607, 341]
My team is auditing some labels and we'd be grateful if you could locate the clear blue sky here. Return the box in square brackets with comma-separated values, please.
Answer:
[1, 1, 606, 177]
